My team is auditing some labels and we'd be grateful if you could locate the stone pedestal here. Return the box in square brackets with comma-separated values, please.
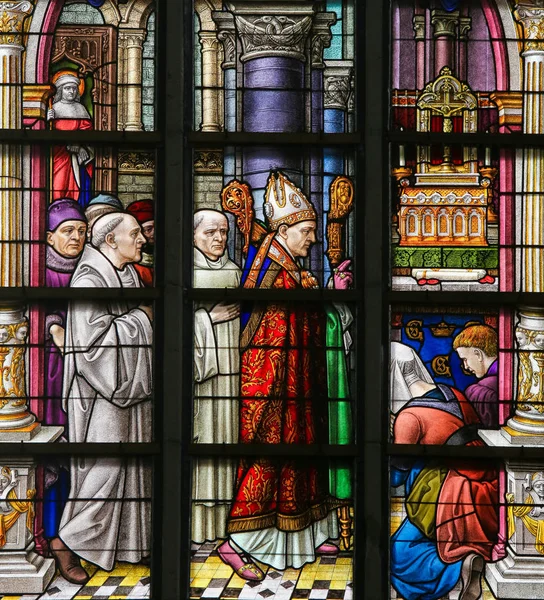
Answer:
[479, 430, 544, 598]
[0, 426, 63, 594]
[0, 305, 38, 439]
[505, 307, 544, 439]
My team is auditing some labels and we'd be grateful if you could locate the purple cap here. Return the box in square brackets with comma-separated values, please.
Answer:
[47, 199, 87, 232]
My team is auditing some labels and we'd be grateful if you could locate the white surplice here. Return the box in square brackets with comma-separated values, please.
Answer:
[192, 247, 241, 542]
[58, 245, 153, 570]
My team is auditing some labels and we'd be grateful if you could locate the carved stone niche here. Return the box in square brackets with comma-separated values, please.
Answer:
[51, 25, 119, 192]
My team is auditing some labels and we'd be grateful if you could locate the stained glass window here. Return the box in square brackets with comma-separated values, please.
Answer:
[389, 2, 544, 599]
[0, 0, 158, 598]
[190, 2, 357, 599]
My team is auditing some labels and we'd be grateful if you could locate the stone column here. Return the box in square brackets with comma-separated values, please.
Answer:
[118, 29, 146, 131]
[0, 3, 63, 593]
[227, 1, 317, 220]
[413, 13, 425, 90]
[431, 9, 459, 75]
[324, 61, 352, 281]
[480, 306, 544, 598]
[0, 0, 32, 287]
[199, 31, 222, 132]
[458, 16, 471, 81]
[514, 4, 544, 292]
[310, 13, 334, 283]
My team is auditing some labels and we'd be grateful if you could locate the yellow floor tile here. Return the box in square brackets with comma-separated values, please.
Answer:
[330, 580, 348, 590]
[86, 574, 110, 586]
[121, 575, 145, 587]
[336, 557, 352, 565]
[228, 574, 248, 588]
[192, 578, 212, 588]
[128, 565, 150, 576]
[74, 597, 93, 600]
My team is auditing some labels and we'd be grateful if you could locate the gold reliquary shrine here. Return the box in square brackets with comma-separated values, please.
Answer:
[392, 67, 497, 248]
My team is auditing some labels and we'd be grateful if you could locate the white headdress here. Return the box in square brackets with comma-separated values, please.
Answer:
[263, 171, 317, 231]
[390, 342, 435, 414]
[54, 73, 80, 89]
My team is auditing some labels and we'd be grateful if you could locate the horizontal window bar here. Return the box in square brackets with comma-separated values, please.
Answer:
[388, 291, 544, 306]
[187, 132, 362, 146]
[188, 443, 358, 457]
[0, 130, 162, 145]
[388, 131, 544, 147]
[389, 443, 544, 459]
[0, 288, 161, 300]
[186, 288, 361, 302]
[0, 442, 160, 456]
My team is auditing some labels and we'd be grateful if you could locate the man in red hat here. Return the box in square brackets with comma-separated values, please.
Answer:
[126, 199, 154, 286]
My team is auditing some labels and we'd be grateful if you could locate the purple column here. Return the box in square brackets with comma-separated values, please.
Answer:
[242, 57, 306, 221]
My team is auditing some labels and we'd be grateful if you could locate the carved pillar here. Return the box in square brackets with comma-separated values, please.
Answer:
[413, 13, 425, 90]
[118, 29, 146, 131]
[213, 12, 236, 254]
[458, 16, 471, 81]
[431, 9, 459, 75]
[117, 35, 128, 130]
[310, 13, 334, 282]
[481, 306, 544, 597]
[0, 4, 63, 593]
[0, 0, 32, 286]
[514, 4, 544, 292]
[199, 31, 222, 132]
[324, 61, 352, 280]
[213, 11, 236, 132]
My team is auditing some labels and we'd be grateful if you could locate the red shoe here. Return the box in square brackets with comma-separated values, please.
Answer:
[316, 542, 339, 555]
[217, 540, 264, 581]
[479, 275, 495, 284]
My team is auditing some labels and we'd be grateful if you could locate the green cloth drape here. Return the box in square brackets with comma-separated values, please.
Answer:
[326, 305, 353, 500]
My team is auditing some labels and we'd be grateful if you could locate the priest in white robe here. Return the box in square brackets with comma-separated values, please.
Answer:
[193, 209, 241, 543]
[50, 213, 153, 584]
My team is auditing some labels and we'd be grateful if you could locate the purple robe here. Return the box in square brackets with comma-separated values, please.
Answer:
[464, 360, 498, 427]
[45, 246, 80, 427]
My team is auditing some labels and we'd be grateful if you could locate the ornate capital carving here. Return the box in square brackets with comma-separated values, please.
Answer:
[413, 15, 425, 41]
[324, 62, 353, 111]
[459, 16, 472, 40]
[431, 9, 459, 39]
[199, 30, 221, 53]
[213, 11, 236, 69]
[310, 12, 336, 68]
[0, 1, 33, 47]
[119, 29, 146, 49]
[515, 3, 544, 51]
[233, 13, 313, 63]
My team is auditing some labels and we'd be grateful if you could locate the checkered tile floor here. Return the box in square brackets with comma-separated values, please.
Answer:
[191, 542, 354, 600]
[0, 561, 150, 600]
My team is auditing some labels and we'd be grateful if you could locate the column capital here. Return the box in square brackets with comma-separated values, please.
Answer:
[310, 12, 336, 69]
[459, 16, 472, 40]
[431, 8, 459, 38]
[118, 28, 146, 48]
[213, 11, 236, 69]
[0, 1, 33, 47]
[412, 14, 425, 41]
[324, 61, 353, 111]
[515, 3, 544, 51]
[226, 2, 315, 63]
[199, 30, 221, 52]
